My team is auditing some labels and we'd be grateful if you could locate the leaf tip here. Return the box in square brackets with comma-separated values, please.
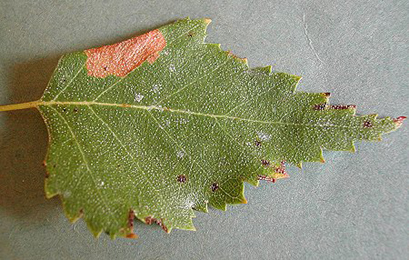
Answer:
[393, 116, 406, 128]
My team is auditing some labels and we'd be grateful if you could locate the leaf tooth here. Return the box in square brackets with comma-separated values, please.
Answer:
[193, 201, 209, 213]
[319, 149, 325, 163]
[296, 161, 303, 169]
[203, 18, 212, 25]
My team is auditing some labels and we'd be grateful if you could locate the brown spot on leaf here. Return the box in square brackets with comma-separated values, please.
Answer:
[363, 120, 373, 128]
[330, 105, 356, 110]
[261, 159, 270, 167]
[145, 216, 168, 233]
[128, 210, 135, 228]
[322, 92, 331, 98]
[85, 29, 167, 78]
[177, 175, 187, 183]
[313, 104, 327, 110]
[274, 161, 287, 175]
[42, 160, 47, 167]
[258, 161, 288, 183]
[258, 175, 276, 183]
[211, 182, 219, 192]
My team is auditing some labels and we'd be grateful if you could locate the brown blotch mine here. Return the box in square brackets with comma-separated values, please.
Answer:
[85, 29, 167, 78]
[363, 120, 373, 128]
[211, 182, 219, 192]
[177, 174, 187, 183]
[145, 216, 168, 233]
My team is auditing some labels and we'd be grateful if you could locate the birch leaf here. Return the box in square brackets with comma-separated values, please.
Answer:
[2, 18, 404, 238]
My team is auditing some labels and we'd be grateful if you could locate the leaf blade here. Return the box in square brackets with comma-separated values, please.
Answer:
[37, 18, 403, 238]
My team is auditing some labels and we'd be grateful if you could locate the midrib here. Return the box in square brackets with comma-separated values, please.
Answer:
[38, 100, 354, 129]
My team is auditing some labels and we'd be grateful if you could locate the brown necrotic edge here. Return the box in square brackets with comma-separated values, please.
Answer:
[85, 29, 166, 78]
[145, 216, 169, 233]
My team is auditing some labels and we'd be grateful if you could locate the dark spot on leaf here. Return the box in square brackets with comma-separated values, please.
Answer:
[258, 175, 276, 183]
[330, 105, 356, 110]
[177, 175, 187, 183]
[274, 161, 287, 174]
[62, 107, 67, 112]
[211, 182, 219, 192]
[73, 107, 78, 112]
[128, 210, 135, 228]
[145, 216, 168, 232]
[42, 160, 47, 167]
[187, 31, 194, 37]
[53, 164, 57, 168]
[363, 120, 373, 128]
[255, 140, 262, 147]
[117, 164, 121, 168]
[261, 159, 270, 167]
[313, 104, 327, 110]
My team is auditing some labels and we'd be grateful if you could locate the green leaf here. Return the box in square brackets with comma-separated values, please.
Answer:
[19, 18, 405, 238]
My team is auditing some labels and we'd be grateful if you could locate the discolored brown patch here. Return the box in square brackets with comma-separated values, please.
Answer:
[258, 175, 276, 183]
[258, 161, 288, 183]
[313, 104, 327, 110]
[85, 29, 167, 78]
[145, 216, 168, 232]
[329, 105, 356, 110]
[393, 116, 406, 127]
[123, 210, 138, 239]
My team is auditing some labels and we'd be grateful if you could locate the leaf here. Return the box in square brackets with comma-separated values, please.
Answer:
[1, 18, 404, 239]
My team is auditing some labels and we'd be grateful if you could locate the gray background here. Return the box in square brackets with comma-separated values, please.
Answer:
[0, 0, 408, 259]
